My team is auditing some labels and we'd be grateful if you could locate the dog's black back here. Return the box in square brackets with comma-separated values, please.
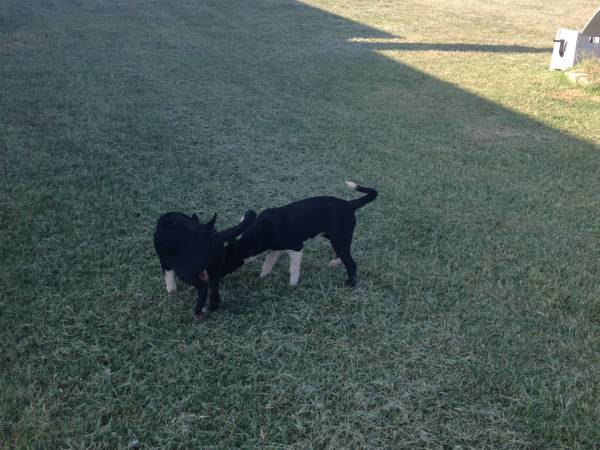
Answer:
[240, 196, 355, 253]
[222, 182, 377, 286]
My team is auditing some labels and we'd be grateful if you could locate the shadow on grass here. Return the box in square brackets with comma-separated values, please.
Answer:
[350, 41, 553, 53]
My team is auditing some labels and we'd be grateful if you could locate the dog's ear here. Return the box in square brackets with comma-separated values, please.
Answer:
[206, 213, 217, 229]
[191, 214, 199, 222]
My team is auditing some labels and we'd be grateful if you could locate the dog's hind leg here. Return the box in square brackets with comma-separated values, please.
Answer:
[333, 245, 356, 287]
[260, 251, 281, 277]
[331, 233, 357, 287]
[287, 250, 303, 285]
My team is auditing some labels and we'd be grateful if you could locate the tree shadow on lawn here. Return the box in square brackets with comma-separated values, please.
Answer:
[2, 0, 600, 448]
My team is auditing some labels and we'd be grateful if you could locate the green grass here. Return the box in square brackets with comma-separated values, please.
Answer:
[2, 0, 600, 448]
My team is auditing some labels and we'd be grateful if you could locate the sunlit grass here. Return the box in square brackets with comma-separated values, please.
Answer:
[307, 0, 600, 146]
[571, 57, 600, 90]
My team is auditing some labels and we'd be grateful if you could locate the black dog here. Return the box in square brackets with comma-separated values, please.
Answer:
[222, 181, 377, 287]
[154, 210, 256, 319]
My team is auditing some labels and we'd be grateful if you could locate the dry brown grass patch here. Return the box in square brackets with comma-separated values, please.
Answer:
[551, 89, 600, 102]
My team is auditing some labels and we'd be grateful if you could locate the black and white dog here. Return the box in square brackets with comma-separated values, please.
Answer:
[154, 210, 256, 319]
[222, 181, 377, 287]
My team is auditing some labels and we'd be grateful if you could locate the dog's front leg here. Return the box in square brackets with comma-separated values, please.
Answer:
[207, 269, 221, 311]
[164, 270, 177, 293]
[287, 250, 303, 286]
[194, 281, 209, 319]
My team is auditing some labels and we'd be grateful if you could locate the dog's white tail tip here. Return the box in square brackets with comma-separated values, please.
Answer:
[345, 180, 358, 190]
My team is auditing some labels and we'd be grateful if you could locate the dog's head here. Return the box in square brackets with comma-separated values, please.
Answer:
[155, 212, 218, 270]
[221, 238, 245, 276]
[155, 210, 255, 277]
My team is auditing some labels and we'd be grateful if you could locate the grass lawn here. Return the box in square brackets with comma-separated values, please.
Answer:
[2, 0, 600, 447]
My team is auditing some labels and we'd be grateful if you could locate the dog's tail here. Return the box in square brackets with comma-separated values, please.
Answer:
[346, 180, 378, 210]
[213, 210, 256, 245]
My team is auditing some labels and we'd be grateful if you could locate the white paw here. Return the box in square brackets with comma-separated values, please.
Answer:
[328, 258, 342, 268]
